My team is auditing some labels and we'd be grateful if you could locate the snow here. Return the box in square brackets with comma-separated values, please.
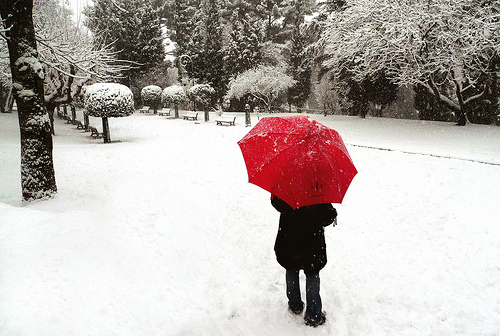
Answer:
[1, 111, 500, 335]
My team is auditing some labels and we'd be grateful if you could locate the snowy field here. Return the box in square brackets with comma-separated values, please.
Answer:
[1, 110, 500, 336]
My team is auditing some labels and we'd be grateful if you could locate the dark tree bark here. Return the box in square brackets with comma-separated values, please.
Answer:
[102, 117, 110, 143]
[1, 0, 57, 201]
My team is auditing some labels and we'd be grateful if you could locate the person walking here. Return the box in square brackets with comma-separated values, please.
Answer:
[271, 194, 337, 327]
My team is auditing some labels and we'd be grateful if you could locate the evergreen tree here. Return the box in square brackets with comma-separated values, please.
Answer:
[84, 0, 165, 84]
[172, 0, 198, 58]
[287, 0, 312, 108]
[223, 13, 262, 77]
[199, 0, 224, 102]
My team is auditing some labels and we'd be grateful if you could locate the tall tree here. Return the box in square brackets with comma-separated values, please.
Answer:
[287, 0, 312, 109]
[223, 12, 262, 78]
[84, 0, 165, 84]
[199, 0, 224, 101]
[1, 0, 57, 201]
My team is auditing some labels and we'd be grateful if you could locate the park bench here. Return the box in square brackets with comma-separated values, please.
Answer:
[158, 108, 171, 116]
[75, 120, 85, 130]
[215, 114, 236, 126]
[182, 111, 198, 121]
[88, 126, 102, 139]
[139, 106, 151, 113]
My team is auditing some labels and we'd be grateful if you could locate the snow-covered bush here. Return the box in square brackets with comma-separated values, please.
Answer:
[161, 85, 187, 118]
[187, 84, 216, 122]
[141, 85, 162, 112]
[187, 84, 215, 108]
[161, 85, 186, 106]
[83, 83, 133, 143]
[84, 83, 134, 118]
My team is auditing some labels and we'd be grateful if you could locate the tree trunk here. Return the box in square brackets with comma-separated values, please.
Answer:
[174, 104, 179, 118]
[204, 109, 209, 122]
[1, 0, 57, 201]
[84, 113, 89, 130]
[71, 105, 76, 121]
[102, 117, 111, 143]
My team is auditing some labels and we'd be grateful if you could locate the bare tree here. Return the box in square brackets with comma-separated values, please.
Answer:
[33, 0, 132, 133]
[319, 0, 500, 125]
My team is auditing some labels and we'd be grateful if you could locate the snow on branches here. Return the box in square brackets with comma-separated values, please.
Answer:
[161, 85, 187, 106]
[141, 85, 162, 109]
[226, 65, 296, 112]
[84, 83, 134, 118]
[319, 0, 500, 124]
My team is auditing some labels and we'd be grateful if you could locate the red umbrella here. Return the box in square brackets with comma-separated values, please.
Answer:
[237, 115, 357, 209]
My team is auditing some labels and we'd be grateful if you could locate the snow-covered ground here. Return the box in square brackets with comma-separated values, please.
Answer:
[1, 110, 499, 336]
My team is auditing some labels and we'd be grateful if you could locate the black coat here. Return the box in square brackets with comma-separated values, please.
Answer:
[272, 195, 337, 275]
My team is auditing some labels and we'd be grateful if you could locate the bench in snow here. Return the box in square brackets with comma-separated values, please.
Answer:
[158, 108, 171, 116]
[139, 106, 151, 113]
[182, 112, 198, 121]
[88, 126, 102, 139]
[75, 120, 85, 129]
[216, 114, 236, 126]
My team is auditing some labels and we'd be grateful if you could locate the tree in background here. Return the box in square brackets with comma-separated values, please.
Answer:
[162, 84, 187, 118]
[1, 0, 57, 201]
[226, 65, 296, 112]
[188, 83, 215, 121]
[287, 0, 313, 110]
[319, 0, 500, 125]
[34, 0, 131, 134]
[141, 85, 162, 113]
[83, 83, 134, 143]
[198, 0, 225, 102]
[84, 0, 165, 85]
[223, 12, 262, 79]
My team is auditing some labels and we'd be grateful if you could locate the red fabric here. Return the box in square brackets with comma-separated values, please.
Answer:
[238, 115, 357, 208]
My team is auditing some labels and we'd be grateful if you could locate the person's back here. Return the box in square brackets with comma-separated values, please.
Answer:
[271, 195, 337, 327]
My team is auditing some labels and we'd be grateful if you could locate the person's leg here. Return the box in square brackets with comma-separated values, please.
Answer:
[305, 272, 325, 326]
[286, 269, 304, 314]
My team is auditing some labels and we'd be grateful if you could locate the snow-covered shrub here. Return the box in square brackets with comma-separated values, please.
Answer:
[161, 85, 187, 106]
[187, 84, 216, 122]
[187, 84, 215, 108]
[84, 83, 134, 118]
[141, 85, 162, 109]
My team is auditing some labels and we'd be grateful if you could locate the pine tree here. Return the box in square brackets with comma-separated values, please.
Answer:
[84, 0, 165, 83]
[200, 0, 225, 103]
[223, 13, 262, 78]
[287, 0, 312, 108]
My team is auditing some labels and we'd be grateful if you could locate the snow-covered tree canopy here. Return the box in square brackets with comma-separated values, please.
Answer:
[225, 65, 296, 111]
[319, 0, 500, 124]
[187, 84, 216, 107]
[84, 83, 134, 118]
[161, 85, 187, 105]
[141, 85, 162, 106]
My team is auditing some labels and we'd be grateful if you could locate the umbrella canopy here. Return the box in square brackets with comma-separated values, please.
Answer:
[237, 115, 357, 208]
